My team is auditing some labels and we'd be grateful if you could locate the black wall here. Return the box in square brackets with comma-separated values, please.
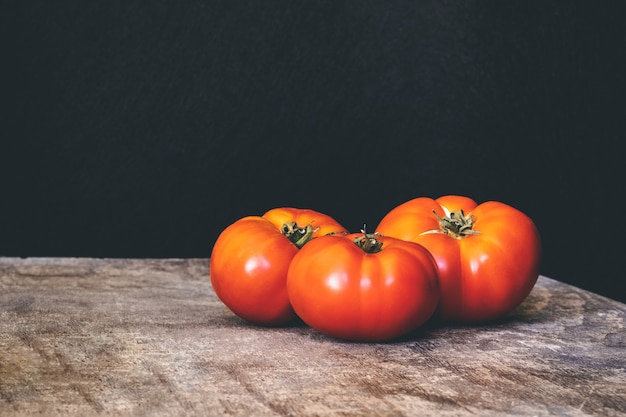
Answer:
[5, 1, 625, 302]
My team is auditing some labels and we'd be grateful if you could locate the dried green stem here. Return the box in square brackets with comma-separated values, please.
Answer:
[432, 209, 480, 239]
[353, 225, 383, 254]
[281, 222, 318, 249]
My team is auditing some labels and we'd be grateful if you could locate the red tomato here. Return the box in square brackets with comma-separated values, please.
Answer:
[210, 208, 348, 326]
[375, 195, 541, 323]
[287, 231, 439, 341]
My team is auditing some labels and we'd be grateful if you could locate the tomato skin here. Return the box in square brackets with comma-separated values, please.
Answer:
[287, 233, 440, 342]
[376, 196, 541, 323]
[210, 208, 348, 326]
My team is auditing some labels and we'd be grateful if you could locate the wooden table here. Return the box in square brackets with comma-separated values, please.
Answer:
[1, 258, 624, 416]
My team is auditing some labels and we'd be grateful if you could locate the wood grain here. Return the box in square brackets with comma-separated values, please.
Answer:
[1, 257, 624, 416]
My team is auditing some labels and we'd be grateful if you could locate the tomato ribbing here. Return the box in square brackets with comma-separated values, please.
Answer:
[375, 196, 541, 323]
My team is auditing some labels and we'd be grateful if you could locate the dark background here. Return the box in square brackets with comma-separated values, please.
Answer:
[4, 1, 625, 302]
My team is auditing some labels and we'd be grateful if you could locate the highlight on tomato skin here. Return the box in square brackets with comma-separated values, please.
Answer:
[209, 207, 348, 327]
[375, 195, 542, 324]
[286, 232, 440, 342]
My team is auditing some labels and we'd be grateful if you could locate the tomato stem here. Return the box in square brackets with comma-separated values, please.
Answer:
[281, 222, 318, 249]
[353, 226, 383, 254]
[432, 209, 480, 239]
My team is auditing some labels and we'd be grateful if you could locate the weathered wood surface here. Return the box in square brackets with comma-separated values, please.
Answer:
[0, 258, 624, 417]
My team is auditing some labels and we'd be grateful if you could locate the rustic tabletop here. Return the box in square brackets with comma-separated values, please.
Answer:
[0, 257, 624, 416]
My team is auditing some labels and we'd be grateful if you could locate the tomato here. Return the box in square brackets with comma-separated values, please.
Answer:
[287, 231, 439, 342]
[375, 195, 541, 323]
[210, 208, 348, 326]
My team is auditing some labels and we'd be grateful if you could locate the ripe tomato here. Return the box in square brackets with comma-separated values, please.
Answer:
[287, 231, 439, 342]
[375, 195, 541, 323]
[210, 208, 348, 326]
